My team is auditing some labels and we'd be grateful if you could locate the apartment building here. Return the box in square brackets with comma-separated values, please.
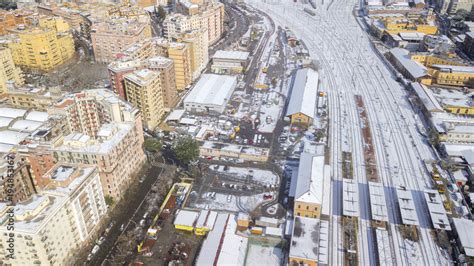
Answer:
[146, 56, 179, 109]
[178, 28, 209, 80]
[7, 24, 75, 72]
[0, 47, 23, 95]
[91, 19, 152, 63]
[0, 154, 36, 204]
[124, 69, 165, 130]
[0, 9, 32, 35]
[163, 2, 224, 45]
[0, 165, 106, 265]
[6, 86, 62, 111]
[167, 42, 192, 91]
[52, 122, 146, 199]
[108, 59, 143, 100]
[50, 89, 143, 138]
[429, 65, 474, 87]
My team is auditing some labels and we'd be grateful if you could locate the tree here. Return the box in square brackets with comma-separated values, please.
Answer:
[172, 136, 199, 166]
[104, 195, 114, 206]
[144, 138, 162, 152]
[456, 9, 470, 20]
[157, 6, 167, 21]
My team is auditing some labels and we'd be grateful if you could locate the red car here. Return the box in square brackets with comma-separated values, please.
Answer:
[263, 194, 273, 200]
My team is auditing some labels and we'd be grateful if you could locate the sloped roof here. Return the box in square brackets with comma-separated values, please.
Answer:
[295, 153, 325, 205]
[286, 68, 319, 119]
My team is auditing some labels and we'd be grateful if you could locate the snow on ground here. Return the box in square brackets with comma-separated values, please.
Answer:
[245, 244, 283, 266]
[209, 165, 279, 185]
[191, 192, 276, 213]
[258, 91, 285, 133]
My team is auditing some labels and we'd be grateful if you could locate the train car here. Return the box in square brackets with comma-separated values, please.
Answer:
[308, 0, 316, 9]
[303, 7, 315, 15]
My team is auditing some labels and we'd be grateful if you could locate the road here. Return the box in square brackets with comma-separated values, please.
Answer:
[247, 0, 449, 265]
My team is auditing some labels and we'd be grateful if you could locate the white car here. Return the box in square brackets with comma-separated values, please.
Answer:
[227, 195, 232, 203]
[91, 245, 100, 255]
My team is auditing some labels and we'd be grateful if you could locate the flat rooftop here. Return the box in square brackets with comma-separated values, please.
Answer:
[184, 74, 237, 107]
[289, 216, 329, 264]
[342, 178, 359, 217]
[397, 187, 419, 226]
[424, 189, 451, 230]
[369, 182, 389, 222]
[213, 50, 250, 61]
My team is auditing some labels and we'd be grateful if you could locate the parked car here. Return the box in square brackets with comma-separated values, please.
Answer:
[263, 194, 273, 200]
[227, 195, 232, 203]
[91, 245, 100, 255]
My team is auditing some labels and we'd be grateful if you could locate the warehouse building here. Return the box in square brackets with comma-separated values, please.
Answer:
[285, 68, 319, 126]
[211, 50, 250, 74]
[184, 74, 237, 113]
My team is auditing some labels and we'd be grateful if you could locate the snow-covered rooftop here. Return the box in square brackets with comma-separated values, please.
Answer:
[389, 48, 428, 79]
[397, 187, 419, 226]
[184, 74, 237, 108]
[342, 178, 359, 217]
[424, 189, 451, 230]
[410, 82, 443, 112]
[0, 107, 27, 118]
[0, 130, 29, 145]
[166, 109, 186, 122]
[289, 216, 329, 263]
[453, 218, 474, 256]
[213, 50, 250, 61]
[431, 64, 474, 73]
[54, 123, 134, 155]
[285, 68, 319, 119]
[294, 153, 325, 205]
[376, 228, 393, 266]
[10, 120, 43, 133]
[369, 181, 389, 222]
[174, 209, 199, 227]
[196, 213, 229, 266]
[217, 215, 248, 265]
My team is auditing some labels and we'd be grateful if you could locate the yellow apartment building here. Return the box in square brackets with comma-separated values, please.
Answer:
[8, 26, 74, 71]
[38, 16, 71, 33]
[124, 69, 165, 130]
[428, 65, 474, 88]
[167, 42, 192, 91]
[0, 46, 23, 95]
[411, 55, 465, 68]
[179, 28, 209, 80]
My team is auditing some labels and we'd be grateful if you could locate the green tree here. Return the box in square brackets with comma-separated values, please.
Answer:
[456, 9, 470, 20]
[104, 195, 114, 206]
[172, 136, 199, 166]
[144, 138, 162, 152]
[157, 6, 167, 21]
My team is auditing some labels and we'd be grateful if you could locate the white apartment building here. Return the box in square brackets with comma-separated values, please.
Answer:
[0, 164, 106, 265]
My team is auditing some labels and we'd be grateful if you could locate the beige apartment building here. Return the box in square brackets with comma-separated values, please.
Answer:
[163, 2, 224, 45]
[146, 56, 179, 109]
[167, 42, 193, 91]
[53, 121, 146, 199]
[124, 69, 165, 130]
[91, 20, 152, 63]
[178, 28, 209, 80]
[7, 86, 62, 111]
[0, 46, 23, 95]
[0, 164, 106, 265]
[50, 89, 143, 139]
